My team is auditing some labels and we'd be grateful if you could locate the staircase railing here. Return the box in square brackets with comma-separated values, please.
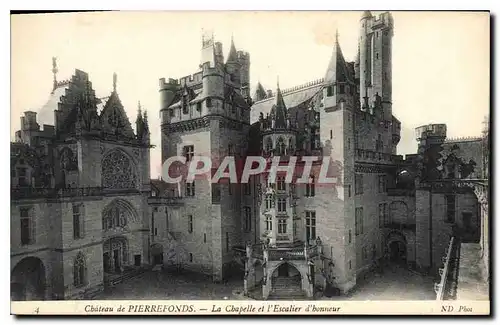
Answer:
[435, 237, 455, 300]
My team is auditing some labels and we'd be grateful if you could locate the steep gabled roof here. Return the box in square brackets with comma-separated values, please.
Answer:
[324, 32, 354, 84]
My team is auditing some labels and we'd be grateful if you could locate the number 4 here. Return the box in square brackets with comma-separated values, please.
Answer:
[34, 307, 39, 314]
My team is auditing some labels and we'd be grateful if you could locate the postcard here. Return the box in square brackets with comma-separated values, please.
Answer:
[10, 10, 490, 316]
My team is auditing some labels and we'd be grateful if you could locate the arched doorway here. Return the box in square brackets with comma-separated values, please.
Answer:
[151, 244, 164, 265]
[271, 262, 302, 297]
[11, 257, 46, 301]
[103, 237, 128, 274]
[386, 232, 407, 264]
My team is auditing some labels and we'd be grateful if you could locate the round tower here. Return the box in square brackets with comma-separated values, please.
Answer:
[202, 62, 224, 111]
[159, 78, 179, 124]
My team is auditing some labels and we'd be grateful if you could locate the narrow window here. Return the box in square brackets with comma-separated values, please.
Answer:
[20, 207, 33, 245]
[73, 253, 86, 287]
[188, 215, 193, 233]
[278, 219, 287, 234]
[206, 98, 212, 108]
[73, 203, 83, 239]
[305, 211, 316, 243]
[277, 198, 287, 213]
[189, 253, 193, 262]
[330, 130, 333, 140]
[183, 145, 194, 162]
[306, 176, 315, 197]
[266, 215, 273, 231]
[244, 207, 251, 232]
[277, 176, 286, 191]
[355, 174, 364, 195]
[265, 195, 273, 210]
[327, 85, 334, 97]
[186, 181, 195, 196]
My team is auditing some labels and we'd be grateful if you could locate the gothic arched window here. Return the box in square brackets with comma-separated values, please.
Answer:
[102, 150, 137, 189]
[60, 147, 78, 172]
[277, 137, 286, 156]
[73, 252, 86, 287]
[102, 204, 129, 230]
[266, 138, 273, 154]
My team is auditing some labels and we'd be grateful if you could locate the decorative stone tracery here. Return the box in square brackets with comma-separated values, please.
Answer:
[101, 150, 137, 189]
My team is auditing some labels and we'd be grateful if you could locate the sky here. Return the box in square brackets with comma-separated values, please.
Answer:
[11, 11, 490, 178]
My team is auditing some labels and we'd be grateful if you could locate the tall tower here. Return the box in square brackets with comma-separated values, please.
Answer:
[358, 11, 394, 120]
[159, 34, 252, 282]
[320, 31, 357, 293]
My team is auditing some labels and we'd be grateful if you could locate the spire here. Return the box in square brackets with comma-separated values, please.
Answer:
[335, 28, 339, 45]
[272, 76, 288, 129]
[226, 35, 238, 63]
[137, 101, 143, 119]
[324, 28, 352, 84]
[52, 57, 58, 91]
[253, 81, 267, 102]
[113, 72, 117, 92]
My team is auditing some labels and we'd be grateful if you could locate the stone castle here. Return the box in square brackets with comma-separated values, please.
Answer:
[11, 11, 489, 300]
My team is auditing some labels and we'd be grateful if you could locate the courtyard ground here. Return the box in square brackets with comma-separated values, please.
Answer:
[96, 264, 435, 300]
[325, 264, 436, 301]
[96, 270, 243, 300]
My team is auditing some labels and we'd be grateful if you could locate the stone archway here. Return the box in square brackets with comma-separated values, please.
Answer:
[270, 262, 302, 297]
[103, 237, 129, 274]
[386, 231, 408, 264]
[11, 257, 46, 301]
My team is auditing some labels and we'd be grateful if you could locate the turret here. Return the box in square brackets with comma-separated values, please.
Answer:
[237, 51, 251, 99]
[201, 61, 224, 111]
[358, 11, 394, 118]
[159, 78, 179, 124]
[323, 29, 355, 111]
[21, 111, 40, 131]
[253, 82, 267, 102]
[200, 30, 216, 67]
[261, 79, 297, 157]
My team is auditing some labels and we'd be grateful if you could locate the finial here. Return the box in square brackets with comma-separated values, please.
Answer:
[113, 72, 117, 92]
[335, 28, 339, 44]
[138, 100, 142, 114]
[277, 76, 280, 89]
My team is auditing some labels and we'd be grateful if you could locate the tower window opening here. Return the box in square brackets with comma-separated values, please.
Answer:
[327, 86, 334, 97]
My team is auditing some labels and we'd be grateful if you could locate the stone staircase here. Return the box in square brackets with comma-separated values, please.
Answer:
[268, 277, 306, 300]
[105, 267, 147, 287]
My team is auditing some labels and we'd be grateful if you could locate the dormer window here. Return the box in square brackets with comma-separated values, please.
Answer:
[196, 102, 202, 112]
